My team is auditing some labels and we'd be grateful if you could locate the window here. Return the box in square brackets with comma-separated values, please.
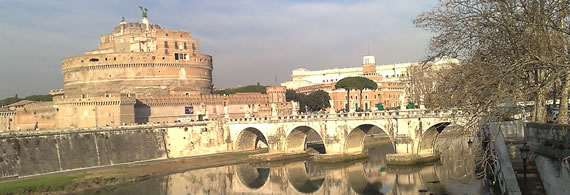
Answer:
[365, 95, 368, 99]
[89, 58, 99, 62]
[184, 42, 187, 49]
[165, 33, 168, 36]
[164, 41, 168, 48]
[192, 43, 196, 50]
[152, 56, 156, 60]
[174, 41, 178, 49]
[174, 53, 188, 61]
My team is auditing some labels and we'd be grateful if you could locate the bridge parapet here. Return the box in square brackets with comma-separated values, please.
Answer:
[226, 109, 458, 124]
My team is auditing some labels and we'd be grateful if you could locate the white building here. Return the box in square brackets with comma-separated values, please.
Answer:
[281, 56, 458, 90]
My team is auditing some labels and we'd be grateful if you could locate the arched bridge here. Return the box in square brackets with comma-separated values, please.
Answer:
[226, 109, 467, 155]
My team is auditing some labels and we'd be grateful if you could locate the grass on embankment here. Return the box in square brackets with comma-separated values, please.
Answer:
[0, 173, 87, 194]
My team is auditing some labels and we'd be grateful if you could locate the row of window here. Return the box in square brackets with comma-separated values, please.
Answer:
[322, 78, 339, 83]
[164, 41, 195, 50]
[346, 94, 382, 100]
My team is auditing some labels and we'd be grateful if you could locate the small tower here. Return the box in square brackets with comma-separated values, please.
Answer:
[362, 56, 376, 74]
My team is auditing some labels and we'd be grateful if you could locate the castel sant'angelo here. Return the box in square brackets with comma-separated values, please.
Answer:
[0, 8, 292, 131]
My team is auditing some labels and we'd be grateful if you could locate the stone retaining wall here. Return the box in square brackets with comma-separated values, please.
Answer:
[0, 127, 168, 179]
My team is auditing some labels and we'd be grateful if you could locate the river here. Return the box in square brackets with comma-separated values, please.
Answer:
[83, 131, 489, 195]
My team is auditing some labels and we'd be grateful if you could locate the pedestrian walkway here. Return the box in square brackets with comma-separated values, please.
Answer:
[505, 138, 546, 195]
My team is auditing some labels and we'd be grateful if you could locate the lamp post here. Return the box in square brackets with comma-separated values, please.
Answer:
[519, 143, 530, 187]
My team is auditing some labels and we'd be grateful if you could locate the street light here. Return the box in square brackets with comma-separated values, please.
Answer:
[519, 143, 531, 185]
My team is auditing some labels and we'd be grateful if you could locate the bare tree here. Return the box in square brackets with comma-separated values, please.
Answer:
[414, 0, 569, 123]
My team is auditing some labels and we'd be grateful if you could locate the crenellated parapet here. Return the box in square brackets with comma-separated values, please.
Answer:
[53, 96, 137, 106]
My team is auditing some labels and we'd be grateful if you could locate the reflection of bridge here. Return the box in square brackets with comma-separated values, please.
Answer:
[202, 161, 440, 194]
[121, 159, 448, 194]
[227, 109, 466, 155]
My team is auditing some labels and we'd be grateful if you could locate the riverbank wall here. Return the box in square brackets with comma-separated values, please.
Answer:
[526, 123, 570, 195]
[0, 122, 230, 180]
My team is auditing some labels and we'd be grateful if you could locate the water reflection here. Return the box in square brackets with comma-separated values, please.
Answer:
[286, 161, 325, 193]
[236, 164, 269, 189]
[90, 137, 487, 195]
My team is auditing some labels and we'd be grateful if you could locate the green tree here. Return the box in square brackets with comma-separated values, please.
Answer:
[286, 89, 301, 102]
[305, 90, 331, 112]
[212, 85, 267, 95]
[286, 90, 330, 113]
[25, 95, 53, 102]
[335, 77, 378, 111]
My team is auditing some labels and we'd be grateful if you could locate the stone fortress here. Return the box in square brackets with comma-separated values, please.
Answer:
[0, 8, 292, 131]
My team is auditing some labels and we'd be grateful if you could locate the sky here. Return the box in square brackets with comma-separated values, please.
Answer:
[0, 0, 439, 98]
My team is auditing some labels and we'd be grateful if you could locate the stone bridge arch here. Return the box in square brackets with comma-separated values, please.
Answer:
[417, 122, 453, 154]
[236, 164, 270, 190]
[235, 127, 269, 151]
[345, 123, 394, 154]
[286, 125, 326, 153]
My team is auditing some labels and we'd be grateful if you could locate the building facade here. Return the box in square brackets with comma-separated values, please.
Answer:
[282, 56, 458, 111]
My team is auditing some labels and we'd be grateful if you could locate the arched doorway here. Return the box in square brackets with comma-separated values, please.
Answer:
[286, 126, 326, 154]
[345, 124, 394, 154]
[236, 127, 268, 151]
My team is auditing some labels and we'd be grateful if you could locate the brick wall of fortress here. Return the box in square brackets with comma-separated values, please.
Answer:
[6, 87, 291, 131]
[0, 122, 229, 179]
[61, 52, 213, 98]
[135, 90, 292, 123]
[10, 96, 136, 130]
[0, 111, 15, 131]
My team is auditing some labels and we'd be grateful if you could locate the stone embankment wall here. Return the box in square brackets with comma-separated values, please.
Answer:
[526, 123, 570, 195]
[0, 122, 230, 180]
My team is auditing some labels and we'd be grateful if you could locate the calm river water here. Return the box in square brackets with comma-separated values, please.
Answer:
[85, 133, 489, 195]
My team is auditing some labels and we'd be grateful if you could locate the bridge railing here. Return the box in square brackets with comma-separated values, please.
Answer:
[225, 108, 458, 123]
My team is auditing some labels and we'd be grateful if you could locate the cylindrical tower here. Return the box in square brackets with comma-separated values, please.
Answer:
[61, 20, 213, 98]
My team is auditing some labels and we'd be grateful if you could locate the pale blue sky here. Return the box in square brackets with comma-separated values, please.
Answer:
[0, 0, 438, 98]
